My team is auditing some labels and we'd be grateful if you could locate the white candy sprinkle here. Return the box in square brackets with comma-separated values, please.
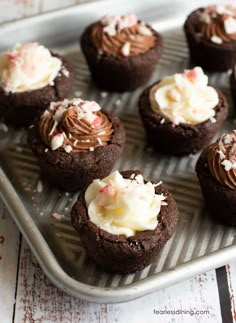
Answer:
[49, 120, 58, 136]
[44, 148, 48, 152]
[98, 131, 105, 135]
[217, 150, 225, 160]
[0, 122, 8, 133]
[199, 12, 211, 24]
[97, 137, 102, 145]
[115, 99, 121, 106]
[210, 117, 216, 123]
[74, 91, 83, 97]
[211, 36, 223, 44]
[74, 139, 78, 145]
[138, 24, 152, 36]
[222, 159, 232, 171]
[160, 118, 165, 124]
[61, 66, 70, 77]
[100, 92, 108, 98]
[36, 180, 43, 193]
[89, 147, 94, 151]
[120, 42, 131, 57]
[64, 145, 72, 153]
[51, 133, 64, 150]
[153, 181, 163, 187]
[51, 212, 65, 221]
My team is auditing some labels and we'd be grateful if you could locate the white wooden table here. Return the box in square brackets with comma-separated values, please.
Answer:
[1, 200, 236, 323]
[0, 1, 236, 322]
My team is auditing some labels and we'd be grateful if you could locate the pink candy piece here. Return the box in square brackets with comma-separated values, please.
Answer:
[91, 116, 101, 127]
[185, 69, 197, 82]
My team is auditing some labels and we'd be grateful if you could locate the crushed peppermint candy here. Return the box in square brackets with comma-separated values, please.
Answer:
[101, 14, 138, 36]
[210, 117, 216, 123]
[138, 24, 152, 36]
[224, 17, 236, 34]
[61, 66, 70, 78]
[217, 150, 225, 160]
[100, 91, 108, 98]
[51, 212, 65, 221]
[64, 145, 72, 153]
[210, 36, 223, 44]
[0, 122, 8, 132]
[36, 180, 43, 193]
[97, 137, 102, 145]
[114, 99, 121, 106]
[74, 90, 83, 97]
[221, 159, 233, 171]
[120, 42, 131, 57]
[51, 133, 64, 150]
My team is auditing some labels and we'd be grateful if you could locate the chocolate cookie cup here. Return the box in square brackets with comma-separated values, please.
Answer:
[196, 131, 236, 225]
[138, 67, 228, 155]
[184, 5, 236, 72]
[28, 98, 125, 191]
[71, 170, 178, 274]
[230, 67, 236, 112]
[80, 14, 163, 92]
[0, 43, 74, 127]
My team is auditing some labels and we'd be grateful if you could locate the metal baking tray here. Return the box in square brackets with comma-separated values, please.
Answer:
[0, 0, 236, 303]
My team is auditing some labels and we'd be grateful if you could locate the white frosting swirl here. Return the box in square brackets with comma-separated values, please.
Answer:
[149, 67, 219, 125]
[85, 171, 166, 237]
[0, 43, 62, 93]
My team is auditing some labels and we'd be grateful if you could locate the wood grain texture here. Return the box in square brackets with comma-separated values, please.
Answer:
[0, 202, 20, 323]
[0, 0, 93, 23]
[12, 239, 223, 323]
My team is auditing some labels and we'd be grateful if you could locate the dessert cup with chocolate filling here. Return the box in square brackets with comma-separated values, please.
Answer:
[80, 14, 163, 92]
[139, 67, 228, 155]
[28, 98, 125, 191]
[230, 66, 236, 113]
[71, 170, 178, 274]
[184, 4, 236, 72]
[0, 43, 74, 127]
[196, 131, 236, 225]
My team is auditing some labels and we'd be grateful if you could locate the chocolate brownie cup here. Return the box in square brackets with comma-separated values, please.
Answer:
[80, 14, 163, 92]
[0, 43, 74, 127]
[184, 4, 236, 72]
[71, 170, 178, 273]
[196, 131, 236, 225]
[28, 98, 125, 191]
[139, 67, 228, 155]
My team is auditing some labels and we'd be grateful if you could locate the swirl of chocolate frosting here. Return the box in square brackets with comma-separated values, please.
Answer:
[91, 14, 156, 57]
[199, 5, 236, 43]
[208, 131, 236, 189]
[39, 98, 113, 152]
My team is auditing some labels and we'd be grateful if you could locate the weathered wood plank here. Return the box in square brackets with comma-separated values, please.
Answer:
[0, 202, 20, 323]
[226, 262, 236, 323]
[41, 0, 75, 12]
[13, 239, 222, 323]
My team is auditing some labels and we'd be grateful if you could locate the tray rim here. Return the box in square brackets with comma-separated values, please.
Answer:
[2, 166, 236, 304]
[0, 0, 236, 303]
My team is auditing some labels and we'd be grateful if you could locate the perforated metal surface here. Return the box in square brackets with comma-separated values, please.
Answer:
[0, 0, 236, 303]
